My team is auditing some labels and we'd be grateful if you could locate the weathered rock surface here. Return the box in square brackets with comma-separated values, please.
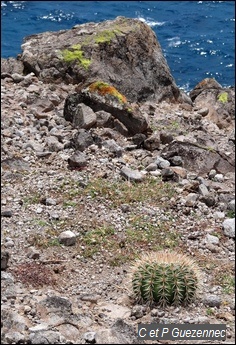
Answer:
[1, 57, 24, 76]
[64, 84, 150, 135]
[190, 78, 235, 129]
[161, 140, 235, 175]
[18, 16, 184, 103]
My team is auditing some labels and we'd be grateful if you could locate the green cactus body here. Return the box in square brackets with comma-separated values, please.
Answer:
[131, 251, 201, 306]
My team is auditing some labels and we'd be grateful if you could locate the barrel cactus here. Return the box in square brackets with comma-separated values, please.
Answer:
[130, 251, 201, 307]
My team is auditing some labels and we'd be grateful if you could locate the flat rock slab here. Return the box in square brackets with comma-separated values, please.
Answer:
[161, 140, 235, 176]
[120, 167, 145, 182]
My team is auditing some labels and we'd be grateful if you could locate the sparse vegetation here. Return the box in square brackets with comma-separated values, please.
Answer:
[83, 176, 176, 208]
[11, 262, 56, 287]
[61, 44, 91, 69]
[218, 274, 235, 294]
[226, 210, 235, 218]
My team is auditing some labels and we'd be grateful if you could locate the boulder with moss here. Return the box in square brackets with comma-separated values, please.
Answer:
[18, 16, 186, 103]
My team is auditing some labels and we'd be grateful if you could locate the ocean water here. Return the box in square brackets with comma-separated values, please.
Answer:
[1, 1, 235, 92]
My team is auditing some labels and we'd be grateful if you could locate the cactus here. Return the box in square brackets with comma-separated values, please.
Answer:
[130, 251, 201, 307]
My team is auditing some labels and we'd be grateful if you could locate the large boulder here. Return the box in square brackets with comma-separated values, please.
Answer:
[19, 16, 182, 103]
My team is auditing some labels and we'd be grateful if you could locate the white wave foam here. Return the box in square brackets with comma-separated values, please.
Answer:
[167, 37, 182, 47]
[137, 17, 165, 27]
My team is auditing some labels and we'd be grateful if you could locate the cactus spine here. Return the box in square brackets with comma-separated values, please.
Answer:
[130, 251, 201, 306]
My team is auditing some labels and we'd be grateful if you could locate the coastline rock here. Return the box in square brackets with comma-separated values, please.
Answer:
[19, 16, 183, 103]
[190, 78, 235, 129]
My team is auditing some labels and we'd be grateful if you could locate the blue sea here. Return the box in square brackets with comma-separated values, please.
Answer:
[1, 1, 235, 92]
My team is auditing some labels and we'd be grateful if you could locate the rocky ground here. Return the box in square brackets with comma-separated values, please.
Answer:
[1, 73, 235, 344]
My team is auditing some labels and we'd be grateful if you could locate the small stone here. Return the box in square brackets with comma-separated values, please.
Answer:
[130, 305, 145, 319]
[80, 294, 100, 303]
[205, 234, 219, 245]
[150, 309, 158, 317]
[214, 174, 224, 182]
[144, 133, 160, 151]
[1, 210, 13, 217]
[197, 107, 209, 116]
[58, 230, 76, 246]
[160, 132, 173, 144]
[169, 156, 183, 166]
[4, 331, 26, 344]
[84, 331, 96, 343]
[145, 163, 157, 171]
[203, 295, 221, 308]
[213, 211, 225, 219]
[198, 184, 209, 196]
[155, 157, 170, 169]
[208, 169, 217, 179]
[27, 247, 40, 260]
[4, 240, 14, 248]
[228, 199, 235, 211]
[222, 218, 235, 238]
[68, 151, 88, 169]
[120, 166, 144, 182]
[185, 193, 199, 207]
[1, 251, 10, 270]
[102, 139, 123, 157]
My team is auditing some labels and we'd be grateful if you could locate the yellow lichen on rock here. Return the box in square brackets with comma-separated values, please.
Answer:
[217, 92, 228, 103]
[88, 81, 127, 104]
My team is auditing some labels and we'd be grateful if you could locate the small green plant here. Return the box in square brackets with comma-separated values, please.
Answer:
[23, 193, 41, 206]
[94, 29, 119, 44]
[34, 219, 48, 227]
[226, 210, 235, 218]
[206, 307, 215, 316]
[63, 200, 77, 208]
[130, 251, 201, 306]
[219, 274, 235, 294]
[61, 44, 91, 70]
[47, 238, 62, 247]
